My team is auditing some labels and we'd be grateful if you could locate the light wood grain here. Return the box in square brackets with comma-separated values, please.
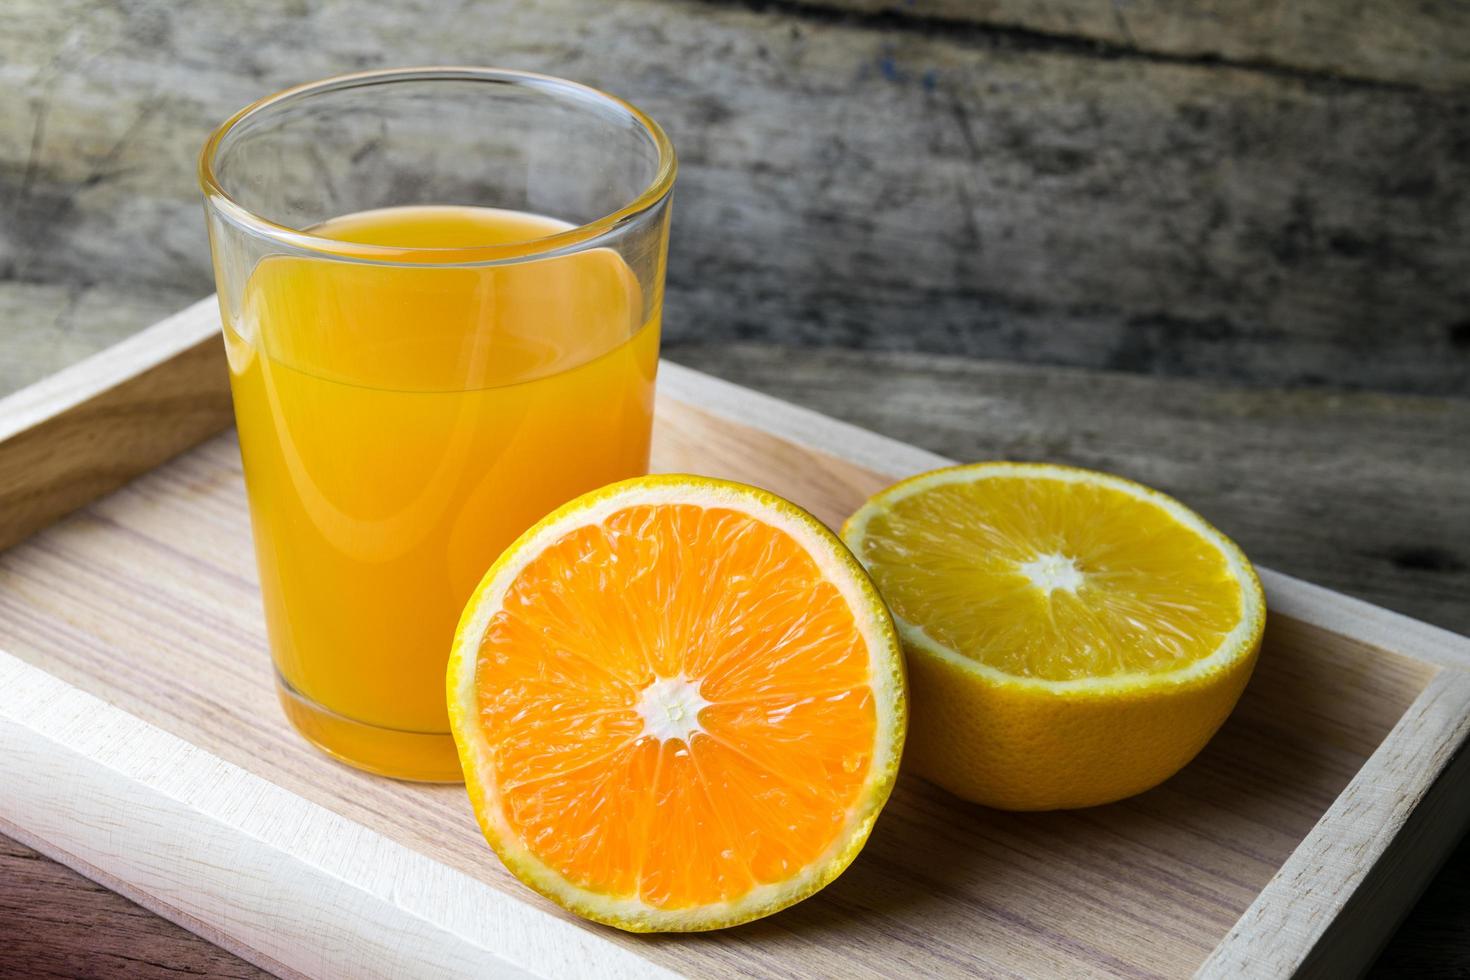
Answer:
[0, 652, 676, 980]
[0, 831, 271, 980]
[0, 297, 230, 552]
[1369, 832, 1470, 978]
[1201, 669, 1470, 978]
[784, 0, 1470, 89]
[3, 318, 1470, 975]
[3, 0, 1468, 395]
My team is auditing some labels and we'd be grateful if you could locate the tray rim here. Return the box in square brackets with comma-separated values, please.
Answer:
[2, 299, 1469, 979]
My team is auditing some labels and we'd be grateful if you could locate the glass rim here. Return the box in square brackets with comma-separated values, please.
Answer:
[198, 66, 677, 266]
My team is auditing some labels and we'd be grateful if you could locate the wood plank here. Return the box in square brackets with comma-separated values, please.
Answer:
[0, 831, 271, 980]
[668, 343, 1470, 638]
[0, 653, 677, 980]
[1314, 740, 1470, 979]
[3, 0, 1467, 395]
[0, 298, 230, 552]
[1200, 669, 1470, 978]
[782, 0, 1470, 89]
[1369, 833, 1470, 978]
[7, 658, 1462, 980]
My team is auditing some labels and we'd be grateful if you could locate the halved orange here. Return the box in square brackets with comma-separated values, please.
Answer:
[447, 475, 906, 931]
[844, 463, 1265, 811]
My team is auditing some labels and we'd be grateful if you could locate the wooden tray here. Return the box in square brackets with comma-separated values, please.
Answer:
[3, 299, 1469, 979]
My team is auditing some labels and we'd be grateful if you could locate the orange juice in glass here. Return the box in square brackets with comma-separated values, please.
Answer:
[199, 70, 675, 780]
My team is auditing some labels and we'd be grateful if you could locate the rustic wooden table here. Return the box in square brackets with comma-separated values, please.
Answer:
[2, 0, 1466, 975]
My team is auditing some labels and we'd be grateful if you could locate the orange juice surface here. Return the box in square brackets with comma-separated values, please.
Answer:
[225, 206, 660, 778]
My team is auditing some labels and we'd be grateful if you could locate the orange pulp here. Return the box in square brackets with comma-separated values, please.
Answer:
[472, 501, 883, 912]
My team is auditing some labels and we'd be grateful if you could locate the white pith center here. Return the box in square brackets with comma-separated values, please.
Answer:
[1018, 552, 1085, 595]
[637, 675, 710, 742]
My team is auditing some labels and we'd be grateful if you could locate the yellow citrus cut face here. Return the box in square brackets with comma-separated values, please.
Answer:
[843, 462, 1265, 811]
[448, 476, 906, 931]
[849, 466, 1252, 686]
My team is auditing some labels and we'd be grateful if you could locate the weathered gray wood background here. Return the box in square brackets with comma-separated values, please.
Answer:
[2, 0, 1468, 396]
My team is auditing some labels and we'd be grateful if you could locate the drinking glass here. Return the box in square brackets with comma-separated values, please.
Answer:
[199, 68, 675, 780]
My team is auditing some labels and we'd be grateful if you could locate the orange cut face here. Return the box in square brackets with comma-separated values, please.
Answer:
[473, 503, 880, 911]
[449, 477, 906, 931]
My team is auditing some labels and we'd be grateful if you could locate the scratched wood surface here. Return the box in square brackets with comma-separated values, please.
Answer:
[2, 0, 1468, 395]
[0, 381, 1456, 977]
[792, 0, 1470, 88]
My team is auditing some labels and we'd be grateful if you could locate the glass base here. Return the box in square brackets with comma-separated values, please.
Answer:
[275, 673, 464, 783]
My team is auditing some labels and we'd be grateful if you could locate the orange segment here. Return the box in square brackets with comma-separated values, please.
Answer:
[448, 476, 906, 931]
